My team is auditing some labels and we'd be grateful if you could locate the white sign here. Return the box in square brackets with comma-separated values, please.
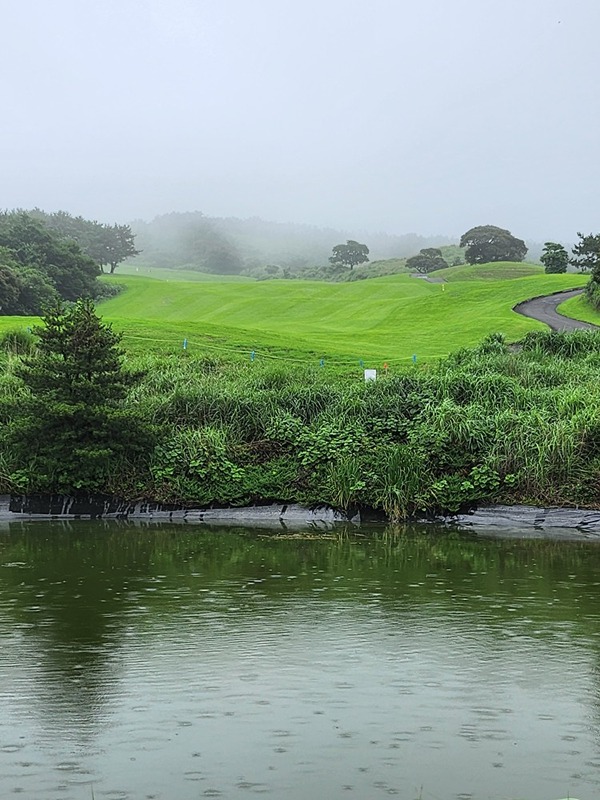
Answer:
[364, 369, 377, 382]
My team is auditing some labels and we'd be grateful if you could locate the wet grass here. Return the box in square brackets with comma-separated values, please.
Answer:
[0, 265, 598, 515]
[3, 327, 600, 514]
[432, 260, 544, 281]
[75, 269, 590, 363]
[0, 265, 587, 365]
[558, 291, 600, 325]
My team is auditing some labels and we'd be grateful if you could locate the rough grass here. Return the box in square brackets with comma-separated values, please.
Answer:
[4, 324, 600, 513]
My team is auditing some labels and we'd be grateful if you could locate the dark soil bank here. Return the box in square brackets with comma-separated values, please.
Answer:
[4, 495, 600, 540]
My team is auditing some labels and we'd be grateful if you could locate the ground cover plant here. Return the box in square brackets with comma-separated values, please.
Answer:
[2, 310, 600, 518]
[0, 264, 597, 518]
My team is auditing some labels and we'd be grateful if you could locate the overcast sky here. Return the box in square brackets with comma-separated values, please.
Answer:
[2, 0, 599, 240]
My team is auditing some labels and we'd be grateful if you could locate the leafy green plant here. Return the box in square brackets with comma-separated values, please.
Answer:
[151, 426, 246, 504]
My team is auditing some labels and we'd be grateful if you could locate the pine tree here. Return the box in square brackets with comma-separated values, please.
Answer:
[9, 299, 152, 493]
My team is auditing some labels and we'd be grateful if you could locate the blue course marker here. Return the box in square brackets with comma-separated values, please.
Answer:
[320, 358, 325, 368]
[359, 359, 364, 368]
[250, 350, 256, 362]
[412, 354, 417, 364]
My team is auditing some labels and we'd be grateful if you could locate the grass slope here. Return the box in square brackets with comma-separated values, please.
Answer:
[97, 269, 587, 364]
[558, 292, 600, 325]
[115, 263, 252, 282]
[431, 261, 543, 281]
[0, 266, 588, 365]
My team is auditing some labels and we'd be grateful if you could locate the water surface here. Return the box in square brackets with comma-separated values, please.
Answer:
[0, 521, 599, 799]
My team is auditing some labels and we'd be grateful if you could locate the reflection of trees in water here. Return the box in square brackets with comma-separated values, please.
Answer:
[2, 520, 600, 734]
[0, 520, 159, 735]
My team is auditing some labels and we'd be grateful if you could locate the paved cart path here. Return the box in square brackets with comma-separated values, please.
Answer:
[513, 288, 599, 331]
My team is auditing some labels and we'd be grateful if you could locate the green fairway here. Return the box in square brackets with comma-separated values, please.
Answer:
[111, 263, 252, 282]
[98, 268, 588, 364]
[0, 267, 588, 365]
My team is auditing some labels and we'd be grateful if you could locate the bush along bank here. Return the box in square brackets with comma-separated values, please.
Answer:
[2, 311, 600, 521]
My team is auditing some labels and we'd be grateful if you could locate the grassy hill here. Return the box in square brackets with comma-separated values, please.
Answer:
[2, 261, 600, 512]
[0, 264, 588, 366]
[100, 267, 587, 365]
[431, 261, 543, 282]
[114, 263, 252, 282]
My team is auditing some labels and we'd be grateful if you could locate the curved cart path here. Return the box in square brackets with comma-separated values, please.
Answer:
[513, 288, 599, 331]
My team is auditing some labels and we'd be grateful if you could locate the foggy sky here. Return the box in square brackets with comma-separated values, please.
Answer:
[2, 0, 599, 241]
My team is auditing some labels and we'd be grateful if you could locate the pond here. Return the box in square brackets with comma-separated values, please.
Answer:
[0, 520, 598, 800]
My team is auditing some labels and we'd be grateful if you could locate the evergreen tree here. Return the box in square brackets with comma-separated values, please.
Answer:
[540, 242, 569, 274]
[571, 232, 600, 273]
[9, 299, 152, 492]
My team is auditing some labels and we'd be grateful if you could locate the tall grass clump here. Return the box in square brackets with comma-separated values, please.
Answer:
[0, 328, 36, 356]
[3, 329, 600, 515]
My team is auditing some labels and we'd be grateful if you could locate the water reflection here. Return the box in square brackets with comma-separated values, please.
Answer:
[0, 521, 600, 798]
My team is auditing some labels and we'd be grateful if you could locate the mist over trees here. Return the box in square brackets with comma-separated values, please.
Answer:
[130, 213, 243, 274]
[130, 211, 451, 274]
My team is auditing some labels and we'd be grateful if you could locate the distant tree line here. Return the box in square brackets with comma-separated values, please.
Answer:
[130, 213, 243, 274]
[130, 211, 455, 275]
[0, 210, 139, 315]
[29, 209, 139, 273]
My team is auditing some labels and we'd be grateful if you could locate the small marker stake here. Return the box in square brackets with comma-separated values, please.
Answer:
[320, 358, 325, 368]
[383, 361, 389, 374]
[412, 354, 417, 365]
[182, 338, 188, 350]
[250, 350, 256, 362]
[359, 359, 364, 368]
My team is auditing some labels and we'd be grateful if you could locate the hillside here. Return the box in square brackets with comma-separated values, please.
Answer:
[0, 262, 587, 365]
[431, 261, 544, 282]
[86, 266, 587, 364]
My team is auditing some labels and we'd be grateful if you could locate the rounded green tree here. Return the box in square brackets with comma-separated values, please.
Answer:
[329, 240, 370, 270]
[460, 225, 527, 264]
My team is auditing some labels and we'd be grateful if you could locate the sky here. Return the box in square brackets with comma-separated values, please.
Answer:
[2, 0, 599, 241]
